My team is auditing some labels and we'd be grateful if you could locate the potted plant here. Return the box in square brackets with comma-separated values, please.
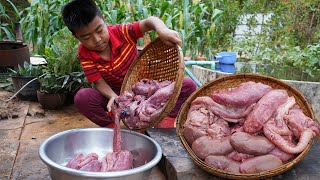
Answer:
[37, 73, 66, 110]
[60, 72, 91, 105]
[9, 61, 43, 101]
[43, 27, 90, 104]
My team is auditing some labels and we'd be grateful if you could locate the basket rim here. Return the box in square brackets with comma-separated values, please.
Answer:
[176, 73, 315, 179]
[120, 37, 185, 130]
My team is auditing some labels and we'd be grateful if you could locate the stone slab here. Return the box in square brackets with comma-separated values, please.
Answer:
[22, 110, 97, 142]
[24, 104, 91, 125]
[12, 140, 51, 180]
[0, 100, 29, 130]
[0, 129, 21, 180]
[147, 128, 320, 180]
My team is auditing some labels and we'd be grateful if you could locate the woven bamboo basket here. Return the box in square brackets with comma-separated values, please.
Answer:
[176, 73, 316, 179]
[120, 37, 184, 130]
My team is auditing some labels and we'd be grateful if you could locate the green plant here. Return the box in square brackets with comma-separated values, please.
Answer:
[0, 0, 21, 41]
[20, 0, 68, 55]
[9, 61, 43, 77]
[37, 73, 65, 94]
[44, 27, 81, 76]
[43, 27, 89, 94]
[61, 72, 90, 95]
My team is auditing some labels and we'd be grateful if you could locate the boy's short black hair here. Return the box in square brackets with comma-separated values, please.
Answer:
[62, 0, 103, 33]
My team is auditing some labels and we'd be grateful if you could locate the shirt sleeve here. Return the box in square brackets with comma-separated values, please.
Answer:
[78, 46, 102, 83]
[120, 22, 144, 44]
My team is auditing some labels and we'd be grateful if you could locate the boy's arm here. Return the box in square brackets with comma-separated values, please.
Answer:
[139, 16, 182, 47]
[93, 78, 118, 112]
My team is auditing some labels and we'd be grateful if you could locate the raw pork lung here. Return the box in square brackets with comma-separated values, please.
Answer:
[65, 115, 134, 172]
[191, 96, 254, 123]
[100, 114, 134, 171]
[118, 80, 175, 128]
[205, 155, 240, 173]
[210, 81, 272, 108]
[230, 132, 275, 155]
[243, 89, 289, 134]
[239, 154, 282, 173]
[192, 136, 233, 160]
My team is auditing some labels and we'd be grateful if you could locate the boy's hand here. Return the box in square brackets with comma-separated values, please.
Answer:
[157, 28, 182, 47]
[106, 96, 118, 112]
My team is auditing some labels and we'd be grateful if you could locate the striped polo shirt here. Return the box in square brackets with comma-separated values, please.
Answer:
[78, 22, 144, 94]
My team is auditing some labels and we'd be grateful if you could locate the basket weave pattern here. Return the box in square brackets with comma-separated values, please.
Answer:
[176, 73, 315, 179]
[121, 37, 184, 130]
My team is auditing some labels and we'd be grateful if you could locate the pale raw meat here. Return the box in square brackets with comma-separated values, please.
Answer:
[230, 132, 275, 155]
[210, 81, 271, 108]
[191, 96, 254, 123]
[227, 151, 254, 162]
[132, 79, 171, 97]
[118, 79, 175, 128]
[66, 154, 84, 169]
[65, 109, 134, 172]
[239, 154, 283, 174]
[137, 82, 175, 127]
[192, 136, 233, 160]
[101, 150, 133, 171]
[205, 155, 240, 173]
[79, 160, 102, 172]
[183, 103, 231, 145]
[66, 153, 100, 171]
[101, 113, 134, 171]
[270, 148, 294, 162]
[263, 106, 320, 154]
[284, 106, 320, 138]
[243, 89, 289, 134]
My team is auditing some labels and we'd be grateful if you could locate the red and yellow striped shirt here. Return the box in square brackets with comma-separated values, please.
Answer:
[78, 22, 144, 94]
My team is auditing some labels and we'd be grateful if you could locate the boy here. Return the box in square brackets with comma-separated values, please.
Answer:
[62, 0, 196, 128]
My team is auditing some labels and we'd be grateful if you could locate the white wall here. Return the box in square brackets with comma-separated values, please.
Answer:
[234, 13, 273, 39]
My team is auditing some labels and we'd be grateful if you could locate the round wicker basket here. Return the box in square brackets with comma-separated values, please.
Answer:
[121, 37, 184, 130]
[176, 73, 316, 179]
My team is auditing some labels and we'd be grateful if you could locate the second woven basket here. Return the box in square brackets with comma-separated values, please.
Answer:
[176, 73, 316, 179]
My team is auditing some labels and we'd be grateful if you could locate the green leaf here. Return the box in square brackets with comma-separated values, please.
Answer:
[6, 0, 21, 19]
[160, 2, 169, 18]
[0, 27, 14, 40]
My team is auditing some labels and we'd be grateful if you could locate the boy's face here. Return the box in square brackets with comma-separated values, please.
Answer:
[74, 16, 109, 52]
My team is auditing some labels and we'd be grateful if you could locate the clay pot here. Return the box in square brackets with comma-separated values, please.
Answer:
[196, 56, 207, 60]
[0, 42, 30, 68]
[37, 91, 66, 110]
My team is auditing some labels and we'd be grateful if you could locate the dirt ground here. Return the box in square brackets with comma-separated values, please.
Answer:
[0, 89, 165, 180]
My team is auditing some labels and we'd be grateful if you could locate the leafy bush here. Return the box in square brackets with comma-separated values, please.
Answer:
[44, 27, 81, 75]
[42, 27, 90, 94]
[20, 0, 68, 54]
[9, 61, 43, 77]
[37, 73, 65, 94]
[0, 0, 21, 41]
[60, 72, 90, 95]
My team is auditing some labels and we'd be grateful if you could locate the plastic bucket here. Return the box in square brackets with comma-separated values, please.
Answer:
[214, 52, 237, 64]
[216, 63, 236, 74]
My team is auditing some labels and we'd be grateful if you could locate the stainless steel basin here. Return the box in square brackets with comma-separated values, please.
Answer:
[39, 128, 162, 180]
